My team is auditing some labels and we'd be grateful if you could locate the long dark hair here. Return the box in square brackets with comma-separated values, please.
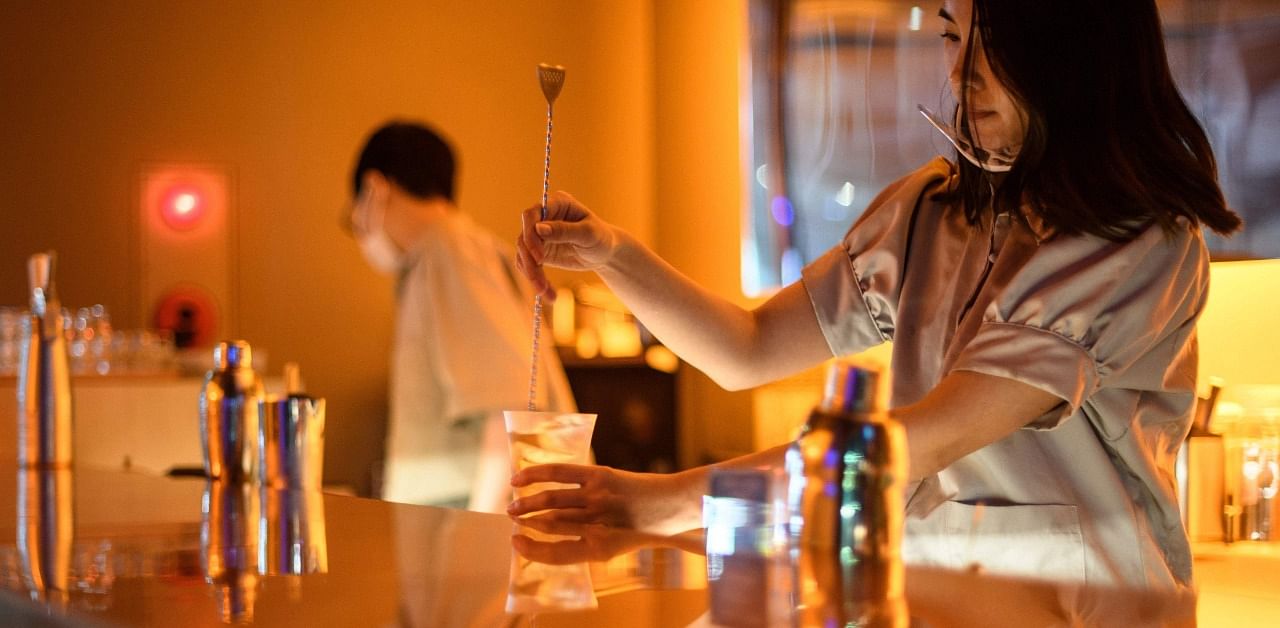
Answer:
[954, 0, 1241, 239]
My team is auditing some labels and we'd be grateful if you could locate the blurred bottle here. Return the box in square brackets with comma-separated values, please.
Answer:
[705, 468, 773, 628]
[17, 468, 74, 608]
[201, 480, 260, 624]
[785, 360, 907, 627]
[1217, 391, 1280, 543]
[1240, 427, 1279, 541]
[17, 252, 74, 468]
[260, 362, 325, 489]
[200, 341, 264, 481]
[258, 486, 328, 582]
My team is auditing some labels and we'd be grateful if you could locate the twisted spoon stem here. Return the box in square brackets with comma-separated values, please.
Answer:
[528, 104, 553, 411]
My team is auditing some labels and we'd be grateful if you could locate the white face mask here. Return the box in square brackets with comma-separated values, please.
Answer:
[354, 186, 405, 275]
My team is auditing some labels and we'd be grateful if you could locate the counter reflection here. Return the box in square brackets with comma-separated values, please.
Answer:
[0, 470, 1202, 626]
[695, 514, 1198, 628]
[17, 468, 74, 608]
[506, 523, 597, 613]
[202, 480, 329, 623]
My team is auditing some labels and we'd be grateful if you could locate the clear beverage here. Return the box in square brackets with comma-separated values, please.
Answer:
[506, 552, 596, 612]
[504, 412, 597, 501]
[505, 524, 597, 613]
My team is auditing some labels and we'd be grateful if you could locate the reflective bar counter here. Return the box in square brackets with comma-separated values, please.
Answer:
[0, 468, 1195, 627]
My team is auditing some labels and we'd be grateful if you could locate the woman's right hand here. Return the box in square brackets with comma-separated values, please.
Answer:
[507, 464, 703, 536]
[516, 191, 621, 299]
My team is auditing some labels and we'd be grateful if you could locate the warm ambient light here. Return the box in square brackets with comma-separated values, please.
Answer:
[552, 288, 576, 347]
[644, 345, 679, 374]
[599, 315, 642, 358]
[160, 185, 206, 230]
[174, 193, 197, 215]
[909, 6, 924, 31]
[835, 182, 855, 207]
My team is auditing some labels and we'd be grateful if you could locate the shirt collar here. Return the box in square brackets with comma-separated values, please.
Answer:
[1018, 208, 1056, 243]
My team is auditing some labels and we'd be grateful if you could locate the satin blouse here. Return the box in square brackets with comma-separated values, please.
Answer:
[802, 157, 1207, 588]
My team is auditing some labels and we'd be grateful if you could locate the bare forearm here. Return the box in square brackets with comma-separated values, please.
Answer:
[710, 443, 790, 472]
[598, 231, 828, 390]
[889, 371, 1062, 482]
[654, 445, 791, 533]
[597, 231, 756, 387]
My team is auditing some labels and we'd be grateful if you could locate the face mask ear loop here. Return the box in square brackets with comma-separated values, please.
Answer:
[371, 182, 388, 232]
[356, 178, 389, 235]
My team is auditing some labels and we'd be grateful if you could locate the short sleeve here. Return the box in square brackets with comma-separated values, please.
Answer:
[802, 157, 954, 357]
[414, 231, 536, 423]
[951, 220, 1209, 429]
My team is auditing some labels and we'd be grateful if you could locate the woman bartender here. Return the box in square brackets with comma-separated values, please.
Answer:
[510, 0, 1241, 589]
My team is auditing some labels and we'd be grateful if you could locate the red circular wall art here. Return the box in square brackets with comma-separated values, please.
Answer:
[153, 284, 219, 349]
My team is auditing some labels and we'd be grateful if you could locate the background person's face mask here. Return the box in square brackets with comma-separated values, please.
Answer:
[353, 184, 405, 275]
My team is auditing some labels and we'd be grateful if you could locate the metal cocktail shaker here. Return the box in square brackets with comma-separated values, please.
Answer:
[259, 363, 325, 488]
[260, 397, 325, 488]
[201, 479, 260, 623]
[785, 361, 907, 626]
[258, 486, 328, 577]
[17, 252, 73, 468]
[200, 341, 264, 481]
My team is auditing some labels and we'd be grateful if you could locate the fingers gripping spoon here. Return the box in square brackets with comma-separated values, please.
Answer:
[528, 64, 565, 411]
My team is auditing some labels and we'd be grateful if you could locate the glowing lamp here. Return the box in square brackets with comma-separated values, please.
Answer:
[599, 317, 642, 358]
[160, 185, 206, 230]
[552, 288, 577, 346]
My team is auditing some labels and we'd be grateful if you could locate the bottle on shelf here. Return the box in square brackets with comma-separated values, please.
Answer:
[17, 251, 73, 469]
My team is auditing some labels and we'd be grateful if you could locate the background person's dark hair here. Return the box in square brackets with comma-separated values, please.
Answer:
[352, 121, 456, 202]
[952, 0, 1241, 240]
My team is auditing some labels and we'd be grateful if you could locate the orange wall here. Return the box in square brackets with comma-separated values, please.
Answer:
[1198, 259, 1280, 391]
[652, 0, 758, 466]
[0, 1, 655, 494]
[0, 0, 816, 485]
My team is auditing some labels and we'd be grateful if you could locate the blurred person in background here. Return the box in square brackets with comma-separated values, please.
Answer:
[345, 121, 575, 512]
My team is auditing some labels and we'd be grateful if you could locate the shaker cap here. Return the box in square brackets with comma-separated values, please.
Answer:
[27, 251, 56, 314]
[821, 359, 881, 414]
[213, 340, 253, 370]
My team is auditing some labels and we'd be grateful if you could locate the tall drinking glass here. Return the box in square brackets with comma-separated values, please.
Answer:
[505, 524, 597, 613]
[504, 411, 597, 502]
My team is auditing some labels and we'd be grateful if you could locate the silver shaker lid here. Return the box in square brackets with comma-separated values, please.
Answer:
[213, 340, 253, 370]
[821, 360, 880, 414]
[27, 251, 55, 314]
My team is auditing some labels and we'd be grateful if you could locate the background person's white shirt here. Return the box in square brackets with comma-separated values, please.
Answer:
[381, 211, 574, 506]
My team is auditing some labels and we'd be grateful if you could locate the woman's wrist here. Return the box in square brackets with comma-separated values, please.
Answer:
[660, 467, 709, 533]
[597, 226, 640, 278]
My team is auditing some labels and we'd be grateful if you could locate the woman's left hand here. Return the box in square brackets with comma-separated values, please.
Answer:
[511, 518, 704, 564]
[508, 464, 703, 536]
